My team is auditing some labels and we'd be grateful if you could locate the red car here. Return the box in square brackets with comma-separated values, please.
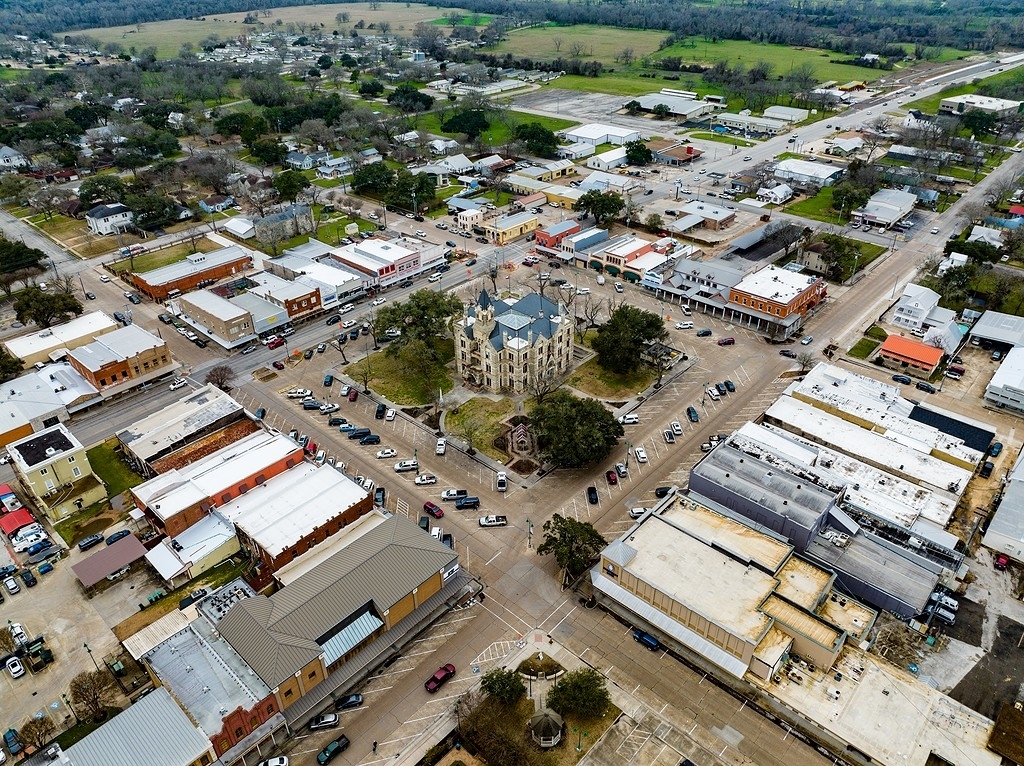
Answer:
[424, 501, 444, 519]
[273, 360, 285, 370]
[605, 470, 618, 485]
[305, 442, 317, 455]
[425, 663, 456, 693]
[995, 554, 1009, 571]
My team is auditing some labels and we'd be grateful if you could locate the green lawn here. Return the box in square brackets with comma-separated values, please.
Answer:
[362, 338, 455, 405]
[431, 12, 492, 26]
[87, 439, 145, 498]
[848, 338, 880, 359]
[688, 131, 755, 148]
[905, 68, 1023, 113]
[553, 74, 672, 97]
[445, 396, 513, 462]
[786, 186, 846, 224]
[568, 357, 656, 399]
[109, 239, 219, 275]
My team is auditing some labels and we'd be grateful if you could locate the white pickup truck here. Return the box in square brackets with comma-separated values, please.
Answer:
[478, 515, 508, 527]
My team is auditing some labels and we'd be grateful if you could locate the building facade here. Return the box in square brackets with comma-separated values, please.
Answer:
[456, 290, 573, 394]
[66, 325, 173, 391]
[8, 423, 107, 521]
[132, 245, 253, 300]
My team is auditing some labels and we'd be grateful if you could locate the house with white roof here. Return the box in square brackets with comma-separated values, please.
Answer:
[891, 283, 940, 330]
[587, 146, 628, 171]
[774, 159, 844, 187]
[854, 188, 917, 227]
[563, 123, 640, 146]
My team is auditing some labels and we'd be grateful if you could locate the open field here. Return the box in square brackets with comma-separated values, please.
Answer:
[65, 2, 470, 59]
[495, 24, 667, 63]
[109, 238, 219, 275]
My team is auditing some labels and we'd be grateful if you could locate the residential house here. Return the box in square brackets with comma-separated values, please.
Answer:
[285, 151, 329, 171]
[756, 184, 794, 205]
[875, 335, 944, 378]
[891, 283, 940, 331]
[0, 145, 27, 169]
[86, 203, 133, 235]
[316, 156, 354, 180]
[198, 195, 235, 214]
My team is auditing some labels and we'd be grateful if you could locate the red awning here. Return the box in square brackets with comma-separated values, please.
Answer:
[0, 508, 35, 536]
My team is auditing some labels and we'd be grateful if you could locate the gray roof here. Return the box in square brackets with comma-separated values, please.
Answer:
[467, 290, 565, 351]
[86, 202, 130, 219]
[137, 245, 251, 288]
[218, 514, 456, 688]
[971, 310, 1024, 347]
[691, 444, 836, 530]
[64, 687, 210, 766]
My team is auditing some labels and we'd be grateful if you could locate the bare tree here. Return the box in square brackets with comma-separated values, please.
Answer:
[617, 48, 635, 65]
[70, 670, 117, 722]
[527, 362, 566, 404]
[205, 365, 236, 390]
[569, 41, 586, 58]
[0, 629, 14, 655]
[454, 413, 483, 455]
[378, 21, 391, 37]
[52, 274, 78, 295]
[21, 717, 56, 749]
[553, 36, 563, 52]
[797, 351, 816, 371]
[356, 353, 374, 392]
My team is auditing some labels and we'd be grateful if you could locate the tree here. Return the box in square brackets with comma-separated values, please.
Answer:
[574, 190, 624, 224]
[624, 139, 653, 166]
[0, 628, 14, 655]
[797, 351, 817, 371]
[644, 213, 664, 232]
[69, 670, 117, 722]
[358, 79, 385, 98]
[442, 109, 490, 140]
[513, 122, 558, 157]
[387, 84, 434, 112]
[14, 288, 83, 328]
[480, 667, 526, 705]
[592, 304, 667, 375]
[273, 170, 310, 202]
[536, 513, 607, 578]
[374, 290, 462, 353]
[249, 139, 287, 166]
[532, 390, 623, 468]
[652, 103, 671, 119]
[78, 175, 127, 208]
[21, 717, 56, 749]
[205, 365, 236, 390]
[352, 162, 396, 195]
[624, 100, 642, 116]
[0, 238, 45, 274]
[546, 668, 611, 719]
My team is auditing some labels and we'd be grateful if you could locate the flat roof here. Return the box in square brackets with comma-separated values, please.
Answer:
[693, 442, 837, 530]
[760, 646, 1000, 766]
[492, 211, 538, 229]
[766, 397, 973, 491]
[122, 603, 199, 660]
[973, 310, 1024, 346]
[680, 200, 734, 222]
[249, 272, 317, 301]
[345, 238, 416, 265]
[773, 554, 832, 609]
[181, 289, 249, 321]
[134, 431, 303, 521]
[619, 511, 776, 642]
[776, 158, 843, 180]
[3, 311, 118, 360]
[117, 384, 243, 462]
[732, 265, 820, 303]
[138, 245, 251, 287]
[273, 256, 362, 289]
[789, 363, 986, 467]
[145, 619, 272, 738]
[542, 220, 579, 237]
[9, 422, 80, 467]
[761, 594, 840, 648]
[219, 463, 368, 556]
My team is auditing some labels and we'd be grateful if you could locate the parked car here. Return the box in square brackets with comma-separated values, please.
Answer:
[615, 462, 628, 477]
[424, 502, 444, 519]
[716, 337, 735, 346]
[696, 329, 712, 337]
[800, 335, 814, 345]
[586, 486, 599, 504]
[892, 374, 912, 385]
[19, 569, 36, 587]
[634, 446, 648, 463]
[915, 381, 937, 394]
[106, 530, 132, 545]
[316, 737, 350, 764]
[779, 349, 797, 359]
[334, 693, 364, 710]
[496, 471, 508, 492]
[6, 657, 25, 678]
[424, 663, 456, 693]
[686, 406, 699, 423]
[273, 360, 285, 370]
[78, 534, 104, 551]
[415, 474, 437, 486]
[606, 470, 618, 485]
[309, 714, 340, 731]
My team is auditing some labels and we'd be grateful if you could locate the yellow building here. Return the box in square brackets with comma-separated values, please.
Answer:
[9, 423, 107, 522]
[483, 211, 539, 245]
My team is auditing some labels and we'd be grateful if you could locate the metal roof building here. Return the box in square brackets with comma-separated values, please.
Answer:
[61, 687, 214, 766]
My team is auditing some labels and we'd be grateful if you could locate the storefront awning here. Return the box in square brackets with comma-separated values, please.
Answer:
[623, 272, 641, 282]
[605, 265, 620, 276]
[588, 260, 603, 271]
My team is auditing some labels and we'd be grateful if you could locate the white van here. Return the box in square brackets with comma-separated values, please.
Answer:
[706, 387, 721, 402]
[596, 275, 606, 285]
[431, 527, 443, 542]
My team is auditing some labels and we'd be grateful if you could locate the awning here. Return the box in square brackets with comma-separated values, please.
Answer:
[605, 265, 620, 276]
[623, 272, 641, 282]
[321, 611, 385, 665]
[0, 508, 34, 536]
[589, 260, 604, 271]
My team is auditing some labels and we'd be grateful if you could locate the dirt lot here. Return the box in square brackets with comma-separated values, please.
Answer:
[950, 614, 1024, 719]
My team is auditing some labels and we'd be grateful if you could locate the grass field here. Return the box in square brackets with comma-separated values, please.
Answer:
[848, 338, 880, 359]
[109, 239, 219, 274]
[66, 2, 470, 59]
[363, 338, 455, 405]
[445, 396, 513, 462]
[495, 24, 667, 63]
[786, 186, 843, 223]
[905, 68, 1023, 113]
[568, 357, 656, 399]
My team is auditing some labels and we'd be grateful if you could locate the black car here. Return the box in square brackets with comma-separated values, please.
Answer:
[304, 348, 315, 360]
[0, 564, 16, 578]
[437, 263, 450, 273]
[475, 236, 488, 244]
[328, 417, 348, 426]
[349, 328, 360, 340]
[317, 736, 351, 764]
[779, 349, 797, 359]
[465, 258, 477, 266]
[193, 338, 208, 348]
[715, 382, 728, 396]
[399, 280, 414, 288]
[445, 240, 457, 248]
[19, 569, 37, 587]
[724, 380, 736, 392]
[548, 261, 562, 269]
[686, 405, 699, 423]
[586, 486, 599, 504]
[85, 291, 96, 300]
[127, 294, 142, 304]
[78, 533, 103, 551]
[413, 214, 424, 222]
[916, 381, 937, 393]
[374, 487, 385, 505]
[106, 530, 132, 545]
[113, 311, 128, 325]
[326, 315, 341, 325]
[892, 374, 912, 385]
[654, 486, 672, 499]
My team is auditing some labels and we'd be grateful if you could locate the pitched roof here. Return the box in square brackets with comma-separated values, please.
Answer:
[86, 202, 130, 219]
[878, 335, 944, 366]
[217, 514, 455, 688]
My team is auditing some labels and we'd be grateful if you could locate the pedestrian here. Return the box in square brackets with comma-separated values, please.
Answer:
[372, 740, 377, 754]
[480, 592, 485, 602]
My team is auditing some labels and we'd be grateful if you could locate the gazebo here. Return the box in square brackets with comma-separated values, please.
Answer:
[529, 708, 564, 748]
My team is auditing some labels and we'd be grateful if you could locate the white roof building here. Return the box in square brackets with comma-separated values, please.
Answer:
[939, 93, 1022, 118]
[855, 188, 917, 226]
[967, 225, 1005, 247]
[563, 123, 640, 146]
[763, 105, 809, 123]
[984, 346, 1024, 414]
[586, 146, 628, 170]
[4, 311, 119, 367]
[219, 463, 369, 559]
[774, 159, 845, 187]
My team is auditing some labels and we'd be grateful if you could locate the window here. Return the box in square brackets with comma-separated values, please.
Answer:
[72, 467, 81, 477]
[39, 468, 47, 475]
[235, 727, 243, 738]
[67, 456, 75, 463]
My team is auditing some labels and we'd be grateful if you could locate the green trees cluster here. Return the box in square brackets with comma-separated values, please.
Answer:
[547, 668, 611, 718]
[592, 304, 667, 375]
[14, 287, 83, 328]
[387, 83, 435, 112]
[624, 139, 653, 165]
[537, 513, 607, 578]
[532, 390, 623, 468]
[513, 122, 558, 157]
[351, 164, 437, 212]
[442, 109, 490, 139]
[0, 238, 44, 274]
[574, 189, 624, 224]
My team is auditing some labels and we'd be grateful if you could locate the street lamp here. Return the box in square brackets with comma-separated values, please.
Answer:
[83, 642, 101, 672]
[573, 727, 589, 752]
[62, 693, 79, 724]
